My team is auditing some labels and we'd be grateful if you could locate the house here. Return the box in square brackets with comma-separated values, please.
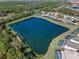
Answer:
[61, 49, 79, 59]
[37, 10, 79, 26]
[64, 28, 79, 51]
[68, 0, 79, 6]
[61, 28, 79, 59]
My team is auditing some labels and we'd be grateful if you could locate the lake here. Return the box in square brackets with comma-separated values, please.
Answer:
[72, 7, 79, 9]
[9, 17, 69, 54]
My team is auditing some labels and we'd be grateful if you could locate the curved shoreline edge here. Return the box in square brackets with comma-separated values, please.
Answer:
[6, 15, 79, 59]
[7, 24, 43, 58]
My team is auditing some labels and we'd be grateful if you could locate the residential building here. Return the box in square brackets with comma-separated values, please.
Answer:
[61, 28, 79, 59]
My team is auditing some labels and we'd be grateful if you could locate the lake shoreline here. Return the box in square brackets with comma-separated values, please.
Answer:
[7, 15, 74, 29]
[6, 16, 78, 59]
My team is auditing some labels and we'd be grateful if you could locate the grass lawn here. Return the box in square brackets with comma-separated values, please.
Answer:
[35, 16, 78, 59]
[7, 16, 79, 59]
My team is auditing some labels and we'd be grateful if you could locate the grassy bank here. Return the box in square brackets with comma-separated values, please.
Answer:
[7, 16, 45, 57]
[7, 16, 34, 25]
[6, 16, 79, 59]
[7, 15, 75, 29]
[35, 17, 78, 59]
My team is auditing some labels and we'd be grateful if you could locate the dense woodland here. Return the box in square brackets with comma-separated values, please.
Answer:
[0, 1, 78, 59]
[0, 26, 35, 59]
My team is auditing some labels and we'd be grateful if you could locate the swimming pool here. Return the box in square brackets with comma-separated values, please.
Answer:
[9, 17, 69, 54]
[58, 40, 64, 47]
[56, 50, 61, 59]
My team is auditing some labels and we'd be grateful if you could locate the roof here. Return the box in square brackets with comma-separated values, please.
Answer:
[61, 49, 79, 59]
[75, 28, 79, 33]
[65, 40, 79, 50]
[71, 28, 79, 41]
[64, 28, 79, 50]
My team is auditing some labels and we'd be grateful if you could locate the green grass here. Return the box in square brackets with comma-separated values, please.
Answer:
[35, 16, 78, 59]
[0, 28, 36, 59]
[0, 1, 79, 59]
[7, 15, 77, 59]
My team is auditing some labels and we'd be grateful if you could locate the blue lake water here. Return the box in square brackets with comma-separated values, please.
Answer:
[72, 7, 79, 9]
[9, 17, 69, 54]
